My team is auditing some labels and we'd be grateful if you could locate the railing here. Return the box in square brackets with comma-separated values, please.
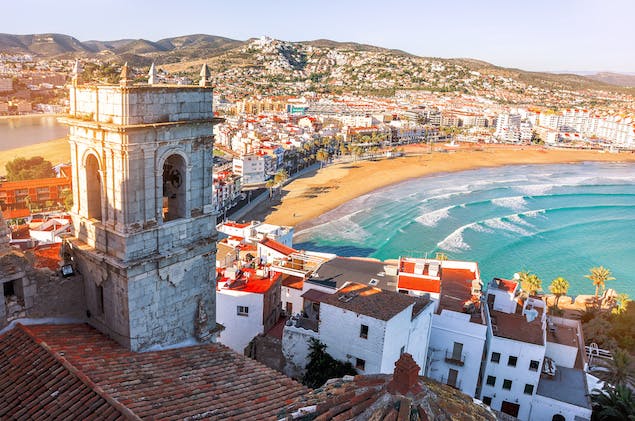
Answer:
[440, 376, 462, 390]
[444, 350, 466, 366]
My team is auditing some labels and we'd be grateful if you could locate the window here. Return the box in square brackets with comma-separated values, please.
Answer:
[552, 415, 565, 421]
[524, 384, 534, 395]
[355, 358, 366, 371]
[491, 352, 501, 363]
[482, 396, 492, 406]
[85, 154, 102, 221]
[360, 324, 368, 339]
[508, 356, 518, 367]
[237, 305, 249, 316]
[503, 379, 512, 390]
[529, 360, 540, 371]
[3, 280, 15, 297]
[486, 375, 496, 386]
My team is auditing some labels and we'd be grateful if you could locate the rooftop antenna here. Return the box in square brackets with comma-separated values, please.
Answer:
[199, 63, 211, 87]
[148, 62, 158, 85]
[119, 62, 133, 86]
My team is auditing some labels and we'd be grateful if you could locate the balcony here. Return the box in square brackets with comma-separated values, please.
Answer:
[444, 350, 466, 366]
[440, 376, 462, 390]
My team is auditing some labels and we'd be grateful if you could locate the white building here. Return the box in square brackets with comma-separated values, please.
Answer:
[232, 153, 266, 185]
[215, 266, 281, 354]
[397, 258, 487, 397]
[282, 282, 434, 378]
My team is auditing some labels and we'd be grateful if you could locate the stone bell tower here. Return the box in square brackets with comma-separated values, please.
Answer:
[60, 63, 222, 351]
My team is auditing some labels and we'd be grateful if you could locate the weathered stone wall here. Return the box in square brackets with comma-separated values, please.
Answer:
[0, 251, 85, 329]
[63, 84, 219, 352]
[70, 86, 213, 125]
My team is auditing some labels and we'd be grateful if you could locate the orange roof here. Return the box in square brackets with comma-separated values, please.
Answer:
[223, 221, 251, 229]
[398, 275, 441, 293]
[217, 269, 280, 294]
[2, 208, 30, 219]
[0, 177, 70, 190]
[259, 238, 296, 256]
[280, 273, 304, 290]
[33, 243, 62, 270]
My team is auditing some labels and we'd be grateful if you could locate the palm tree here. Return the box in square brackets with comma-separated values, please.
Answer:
[585, 266, 615, 309]
[316, 148, 330, 168]
[273, 169, 289, 194]
[519, 271, 542, 296]
[549, 277, 570, 309]
[591, 385, 635, 420]
[265, 179, 275, 199]
[611, 293, 630, 315]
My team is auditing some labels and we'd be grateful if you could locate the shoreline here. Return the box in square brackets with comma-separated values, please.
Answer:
[0, 113, 64, 121]
[241, 144, 635, 230]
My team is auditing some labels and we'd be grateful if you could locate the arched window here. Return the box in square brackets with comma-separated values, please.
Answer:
[85, 154, 102, 221]
[162, 154, 186, 221]
[552, 415, 565, 421]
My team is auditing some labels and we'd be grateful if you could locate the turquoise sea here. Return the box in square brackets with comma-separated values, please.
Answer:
[295, 162, 635, 298]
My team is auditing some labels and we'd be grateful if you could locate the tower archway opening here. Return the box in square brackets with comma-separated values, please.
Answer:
[85, 154, 102, 221]
[162, 154, 187, 222]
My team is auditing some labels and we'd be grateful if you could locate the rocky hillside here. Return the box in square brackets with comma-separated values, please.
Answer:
[2, 33, 633, 106]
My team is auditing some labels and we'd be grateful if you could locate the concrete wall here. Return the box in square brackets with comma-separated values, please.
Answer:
[216, 289, 264, 354]
[281, 322, 319, 379]
[319, 302, 388, 374]
[481, 337, 544, 421]
[530, 394, 591, 421]
[546, 341, 578, 369]
[404, 304, 434, 375]
[428, 310, 487, 397]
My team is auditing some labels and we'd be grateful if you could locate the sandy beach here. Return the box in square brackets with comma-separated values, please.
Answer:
[242, 144, 635, 230]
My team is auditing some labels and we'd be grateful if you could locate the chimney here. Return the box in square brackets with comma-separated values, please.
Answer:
[388, 353, 421, 395]
[199, 63, 212, 87]
[148, 62, 158, 85]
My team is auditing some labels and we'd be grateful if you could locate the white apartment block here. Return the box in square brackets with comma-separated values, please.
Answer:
[282, 282, 433, 378]
[232, 154, 266, 185]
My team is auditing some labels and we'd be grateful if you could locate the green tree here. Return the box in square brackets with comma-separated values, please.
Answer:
[585, 266, 615, 309]
[592, 348, 635, 389]
[591, 385, 635, 420]
[60, 188, 73, 211]
[301, 338, 357, 389]
[549, 277, 570, 309]
[5, 156, 55, 181]
[316, 148, 330, 168]
[519, 271, 542, 296]
[265, 179, 275, 199]
[611, 293, 630, 316]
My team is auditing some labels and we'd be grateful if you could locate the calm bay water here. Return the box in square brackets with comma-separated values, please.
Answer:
[0, 115, 68, 151]
[295, 162, 635, 297]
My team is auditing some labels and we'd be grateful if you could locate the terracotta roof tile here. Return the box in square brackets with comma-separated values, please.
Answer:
[21, 323, 308, 420]
[321, 283, 418, 321]
[0, 325, 128, 420]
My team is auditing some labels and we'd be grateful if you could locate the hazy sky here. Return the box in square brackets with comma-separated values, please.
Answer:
[4, 0, 634, 73]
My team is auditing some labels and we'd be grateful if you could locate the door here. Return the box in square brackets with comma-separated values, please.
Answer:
[501, 401, 520, 417]
[447, 368, 458, 388]
[286, 302, 293, 315]
[452, 342, 463, 360]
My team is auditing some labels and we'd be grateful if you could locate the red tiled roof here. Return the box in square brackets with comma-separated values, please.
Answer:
[280, 273, 304, 290]
[490, 310, 544, 346]
[322, 283, 417, 321]
[260, 237, 296, 256]
[16, 323, 308, 420]
[301, 288, 331, 303]
[33, 243, 62, 270]
[0, 325, 128, 420]
[217, 269, 280, 294]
